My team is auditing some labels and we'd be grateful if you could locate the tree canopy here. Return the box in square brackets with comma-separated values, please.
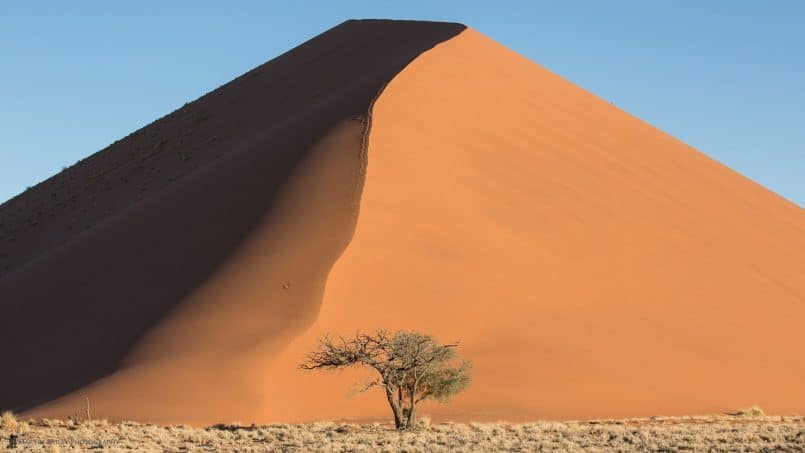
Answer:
[300, 329, 471, 429]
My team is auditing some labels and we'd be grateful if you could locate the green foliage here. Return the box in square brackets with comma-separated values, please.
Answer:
[417, 360, 472, 403]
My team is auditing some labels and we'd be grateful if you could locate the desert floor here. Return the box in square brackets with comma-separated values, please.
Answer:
[2, 413, 803, 452]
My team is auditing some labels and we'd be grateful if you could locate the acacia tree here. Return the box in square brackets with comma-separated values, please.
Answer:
[300, 330, 471, 430]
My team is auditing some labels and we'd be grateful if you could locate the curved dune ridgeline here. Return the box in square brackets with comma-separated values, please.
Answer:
[0, 20, 465, 423]
[2, 21, 803, 425]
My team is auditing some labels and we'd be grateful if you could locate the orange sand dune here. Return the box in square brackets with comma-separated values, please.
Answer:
[0, 20, 465, 423]
[5, 22, 804, 424]
[245, 28, 805, 423]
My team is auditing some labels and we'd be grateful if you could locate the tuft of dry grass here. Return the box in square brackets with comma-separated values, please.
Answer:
[0, 415, 803, 451]
[0, 411, 17, 430]
[735, 405, 766, 417]
[416, 414, 432, 430]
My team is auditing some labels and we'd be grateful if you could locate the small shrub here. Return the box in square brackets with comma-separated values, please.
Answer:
[416, 414, 432, 430]
[0, 410, 18, 429]
[736, 406, 765, 417]
[16, 421, 30, 434]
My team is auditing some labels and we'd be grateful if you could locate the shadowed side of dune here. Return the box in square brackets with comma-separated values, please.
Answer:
[0, 20, 465, 419]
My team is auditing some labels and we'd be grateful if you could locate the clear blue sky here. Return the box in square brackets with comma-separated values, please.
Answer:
[1, 1, 803, 206]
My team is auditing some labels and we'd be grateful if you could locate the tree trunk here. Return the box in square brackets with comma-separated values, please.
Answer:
[385, 386, 404, 429]
[398, 386, 404, 414]
[406, 381, 418, 429]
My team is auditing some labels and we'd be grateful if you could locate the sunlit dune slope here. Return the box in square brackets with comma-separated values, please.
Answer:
[0, 20, 465, 423]
[255, 28, 805, 423]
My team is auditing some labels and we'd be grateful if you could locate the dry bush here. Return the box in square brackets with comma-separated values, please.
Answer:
[736, 405, 766, 417]
[417, 414, 432, 430]
[1, 410, 18, 430]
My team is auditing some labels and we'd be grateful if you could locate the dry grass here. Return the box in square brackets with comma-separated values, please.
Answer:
[0, 414, 803, 452]
[734, 405, 766, 417]
[0, 411, 18, 430]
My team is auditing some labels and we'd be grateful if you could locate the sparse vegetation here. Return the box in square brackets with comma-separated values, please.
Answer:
[1, 410, 18, 430]
[733, 405, 766, 417]
[0, 416, 802, 451]
[301, 330, 471, 430]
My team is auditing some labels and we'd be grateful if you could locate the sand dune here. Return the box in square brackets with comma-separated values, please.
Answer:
[0, 20, 465, 423]
[256, 28, 804, 422]
[2, 21, 803, 425]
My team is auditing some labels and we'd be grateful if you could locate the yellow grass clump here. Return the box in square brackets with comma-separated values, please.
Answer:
[1, 411, 18, 430]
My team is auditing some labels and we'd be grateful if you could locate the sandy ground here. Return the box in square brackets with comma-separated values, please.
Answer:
[2, 20, 803, 425]
[2, 414, 803, 452]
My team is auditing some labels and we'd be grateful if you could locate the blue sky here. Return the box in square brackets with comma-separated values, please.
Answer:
[1, 1, 803, 206]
